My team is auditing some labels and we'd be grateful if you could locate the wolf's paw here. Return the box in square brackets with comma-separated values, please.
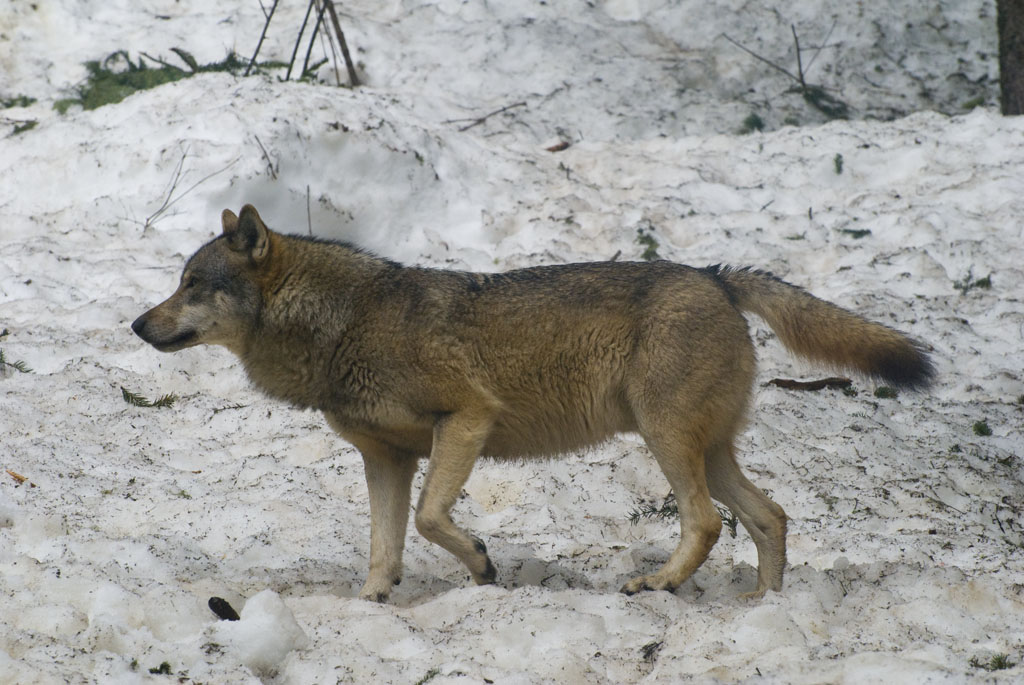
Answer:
[737, 588, 767, 601]
[470, 536, 497, 585]
[358, 574, 400, 603]
[619, 574, 677, 596]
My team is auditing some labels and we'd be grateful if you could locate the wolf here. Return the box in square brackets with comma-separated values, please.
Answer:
[132, 205, 933, 602]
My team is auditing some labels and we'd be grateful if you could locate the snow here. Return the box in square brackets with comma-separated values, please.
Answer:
[1, 0, 1022, 682]
[212, 590, 309, 677]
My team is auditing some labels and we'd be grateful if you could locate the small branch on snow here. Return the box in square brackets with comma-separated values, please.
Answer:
[722, 25, 849, 120]
[254, 135, 278, 179]
[138, 51, 187, 73]
[791, 25, 807, 89]
[446, 101, 528, 132]
[926, 489, 966, 515]
[721, 33, 800, 83]
[768, 377, 852, 391]
[803, 20, 837, 74]
[144, 150, 239, 229]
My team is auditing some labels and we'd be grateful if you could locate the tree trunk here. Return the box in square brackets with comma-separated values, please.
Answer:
[998, 0, 1024, 114]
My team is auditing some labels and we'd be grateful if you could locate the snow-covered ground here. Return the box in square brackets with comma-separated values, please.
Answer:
[1, 1, 1022, 682]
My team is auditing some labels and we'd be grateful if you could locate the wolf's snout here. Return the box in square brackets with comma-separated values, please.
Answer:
[131, 314, 148, 339]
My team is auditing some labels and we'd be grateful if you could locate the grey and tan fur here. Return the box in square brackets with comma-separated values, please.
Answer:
[132, 205, 934, 602]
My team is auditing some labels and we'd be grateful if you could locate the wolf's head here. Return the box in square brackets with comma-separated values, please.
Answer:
[132, 205, 272, 354]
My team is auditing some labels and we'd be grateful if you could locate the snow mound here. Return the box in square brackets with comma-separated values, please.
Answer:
[211, 590, 309, 677]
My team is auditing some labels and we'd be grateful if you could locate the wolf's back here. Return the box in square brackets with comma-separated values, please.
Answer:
[712, 265, 934, 390]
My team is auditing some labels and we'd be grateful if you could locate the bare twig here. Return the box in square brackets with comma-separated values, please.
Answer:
[768, 377, 852, 391]
[991, 501, 1007, 532]
[804, 19, 837, 73]
[286, 0, 317, 81]
[446, 101, 528, 132]
[139, 51, 187, 72]
[254, 135, 278, 179]
[145, 150, 188, 227]
[316, 0, 343, 86]
[722, 27, 849, 120]
[302, 1, 329, 78]
[306, 185, 312, 235]
[791, 25, 806, 89]
[324, 0, 361, 87]
[245, 0, 281, 76]
[145, 150, 240, 229]
[721, 33, 800, 83]
[927, 489, 966, 515]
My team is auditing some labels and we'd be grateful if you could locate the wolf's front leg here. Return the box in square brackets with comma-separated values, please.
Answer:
[326, 416, 419, 603]
[358, 444, 418, 602]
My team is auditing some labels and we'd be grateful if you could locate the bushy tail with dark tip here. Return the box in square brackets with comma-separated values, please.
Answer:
[709, 265, 935, 390]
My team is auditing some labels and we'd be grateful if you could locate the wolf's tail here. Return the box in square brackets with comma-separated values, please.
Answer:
[711, 265, 934, 390]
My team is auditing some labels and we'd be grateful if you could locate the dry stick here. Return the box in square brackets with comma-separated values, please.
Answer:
[254, 135, 277, 180]
[449, 101, 528, 132]
[286, 0, 318, 81]
[145, 153, 240, 228]
[315, 0, 343, 86]
[302, 1, 329, 78]
[325, 0, 361, 87]
[768, 377, 852, 391]
[721, 33, 800, 83]
[245, 0, 281, 76]
[139, 51, 187, 72]
[306, 185, 312, 235]
[722, 28, 848, 119]
[791, 25, 807, 88]
[145, 150, 189, 228]
[803, 19, 837, 74]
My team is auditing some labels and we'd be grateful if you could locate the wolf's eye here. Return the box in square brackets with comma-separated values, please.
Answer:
[184, 276, 197, 289]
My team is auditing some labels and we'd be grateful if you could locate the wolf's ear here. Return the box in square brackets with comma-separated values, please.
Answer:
[225, 205, 270, 264]
[221, 209, 239, 234]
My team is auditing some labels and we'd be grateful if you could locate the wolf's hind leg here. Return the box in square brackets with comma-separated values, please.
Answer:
[415, 410, 497, 586]
[705, 440, 787, 597]
[621, 429, 722, 594]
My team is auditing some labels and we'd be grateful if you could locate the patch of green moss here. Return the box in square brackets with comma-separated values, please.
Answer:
[7, 120, 37, 135]
[636, 227, 661, 261]
[2, 95, 36, 108]
[54, 50, 263, 114]
[69, 52, 189, 111]
[961, 96, 986, 110]
[740, 112, 764, 134]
